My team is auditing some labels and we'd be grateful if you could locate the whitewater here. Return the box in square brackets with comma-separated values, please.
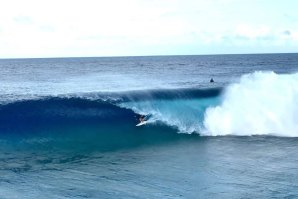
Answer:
[203, 71, 298, 136]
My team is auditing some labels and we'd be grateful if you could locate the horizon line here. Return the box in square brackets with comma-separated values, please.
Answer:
[0, 52, 297, 60]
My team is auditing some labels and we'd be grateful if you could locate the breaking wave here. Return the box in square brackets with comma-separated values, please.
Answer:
[1, 72, 297, 139]
[203, 72, 298, 137]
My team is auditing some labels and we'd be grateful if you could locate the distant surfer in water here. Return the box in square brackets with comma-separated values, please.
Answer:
[210, 78, 214, 83]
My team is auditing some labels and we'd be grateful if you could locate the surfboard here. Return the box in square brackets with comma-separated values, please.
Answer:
[136, 121, 147, 126]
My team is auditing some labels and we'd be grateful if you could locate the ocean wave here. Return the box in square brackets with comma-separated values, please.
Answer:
[203, 71, 298, 137]
[0, 96, 188, 151]
[1, 72, 297, 138]
[0, 88, 221, 133]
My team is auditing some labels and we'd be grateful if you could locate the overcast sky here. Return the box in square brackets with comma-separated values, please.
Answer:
[0, 0, 297, 58]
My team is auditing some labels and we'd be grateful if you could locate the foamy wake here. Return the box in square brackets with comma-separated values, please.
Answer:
[203, 71, 298, 137]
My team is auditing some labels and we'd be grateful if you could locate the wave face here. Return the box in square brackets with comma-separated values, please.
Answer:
[203, 72, 298, 137]
[0, 97, 135, 132]
[0, 96, 182, 151]
[0, 88, 220, 133]
[0, 88, 221, 151]
[119, 88, 221, 133]
[120, 97, 219, 133]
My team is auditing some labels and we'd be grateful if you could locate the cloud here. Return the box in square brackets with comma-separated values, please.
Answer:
[283, 30, 291, 36]
[235, 24, 270, 39]
[284, 14, 298, 22]
[282, 30, 298, 41]
[13, 15, 33, 25]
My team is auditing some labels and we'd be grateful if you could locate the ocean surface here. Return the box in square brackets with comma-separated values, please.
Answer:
[0, 54, 298, 198]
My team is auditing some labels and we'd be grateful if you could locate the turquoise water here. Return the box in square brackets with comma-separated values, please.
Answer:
[2, 136, 298, 198]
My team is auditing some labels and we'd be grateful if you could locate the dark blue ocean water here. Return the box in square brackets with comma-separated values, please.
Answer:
[0, 54, 298, 198]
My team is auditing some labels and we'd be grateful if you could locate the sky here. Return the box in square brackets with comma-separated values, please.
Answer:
[0, 0, 297, 58]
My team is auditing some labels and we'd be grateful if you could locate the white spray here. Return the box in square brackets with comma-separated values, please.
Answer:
[203, 71, 298, 137]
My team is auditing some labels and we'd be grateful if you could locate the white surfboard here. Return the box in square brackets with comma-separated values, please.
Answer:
[136, 121, 147, 126]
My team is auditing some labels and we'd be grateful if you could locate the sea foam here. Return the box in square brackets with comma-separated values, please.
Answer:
[203, 71, 298, 136]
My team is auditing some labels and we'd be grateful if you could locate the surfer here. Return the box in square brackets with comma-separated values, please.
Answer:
[139, 115, 145, 123]
[210, 78, 214, 83]
[136, 115, 147, 126]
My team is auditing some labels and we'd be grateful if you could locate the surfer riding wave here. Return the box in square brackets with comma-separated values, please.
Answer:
[136, 114, 151, 126]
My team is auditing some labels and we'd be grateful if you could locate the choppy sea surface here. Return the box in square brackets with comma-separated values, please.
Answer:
[0, 54, 298, 198]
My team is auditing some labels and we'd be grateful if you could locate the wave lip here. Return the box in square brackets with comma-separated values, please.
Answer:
[203, 71, 298, 137]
